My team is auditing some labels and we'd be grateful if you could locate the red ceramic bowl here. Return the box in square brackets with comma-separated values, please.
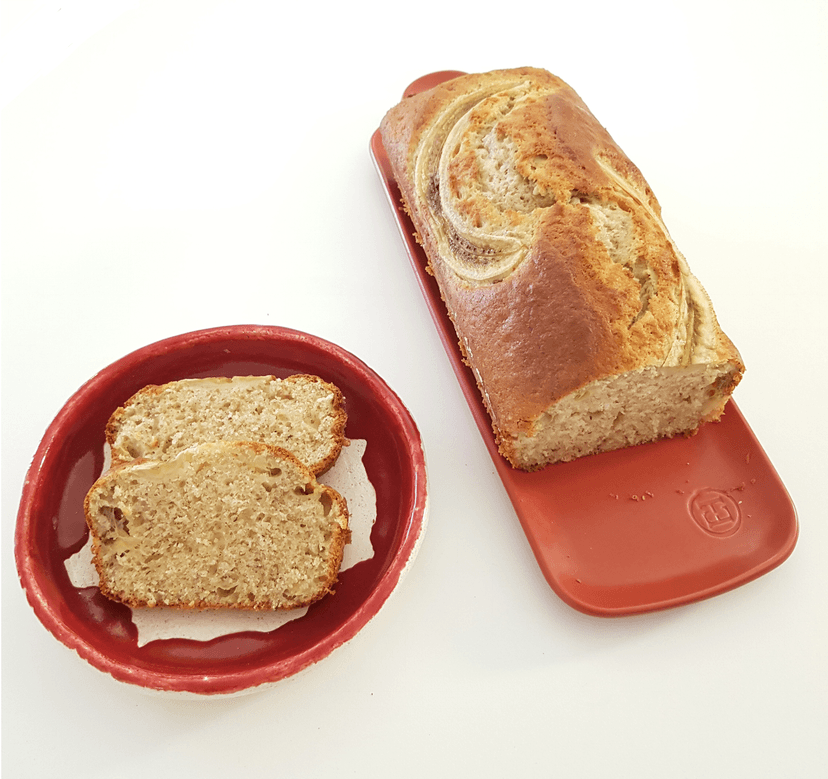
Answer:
[15, 325, 428, 694]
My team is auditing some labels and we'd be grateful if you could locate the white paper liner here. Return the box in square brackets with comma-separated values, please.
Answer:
[66, 439, 376, 646]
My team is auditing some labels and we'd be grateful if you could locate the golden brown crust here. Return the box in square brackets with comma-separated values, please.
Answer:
[380, 68, 744, 464]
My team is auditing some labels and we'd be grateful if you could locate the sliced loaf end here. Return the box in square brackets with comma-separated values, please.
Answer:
[500, 359, 743, 469]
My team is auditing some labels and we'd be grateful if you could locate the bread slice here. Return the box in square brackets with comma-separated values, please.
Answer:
[83, 441, 350, 610]
[106, 374, 346, 474]
[380, 68, 744, 468]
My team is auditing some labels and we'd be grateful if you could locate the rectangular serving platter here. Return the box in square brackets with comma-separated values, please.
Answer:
[371, 71, 798, 616]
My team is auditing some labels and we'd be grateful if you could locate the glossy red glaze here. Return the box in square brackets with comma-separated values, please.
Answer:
[15, 325, 427, 693]
[371, 71, 798, 616]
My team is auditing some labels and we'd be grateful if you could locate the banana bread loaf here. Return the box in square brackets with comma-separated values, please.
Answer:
[380, 67, 744, 469]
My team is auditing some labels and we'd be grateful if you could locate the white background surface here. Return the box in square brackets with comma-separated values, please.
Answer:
[2, 1, 826, 777]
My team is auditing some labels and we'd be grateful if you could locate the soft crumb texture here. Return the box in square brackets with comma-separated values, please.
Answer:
[106, 374, 346, 474]
[511, 364, 735, 468]
[84, 441, 350, 610]
[380, 67, 744, 469]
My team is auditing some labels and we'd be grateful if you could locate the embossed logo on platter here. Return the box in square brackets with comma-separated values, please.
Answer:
[690, 489, 741, 537]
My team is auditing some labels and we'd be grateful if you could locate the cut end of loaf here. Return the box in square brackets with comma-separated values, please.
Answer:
[84, 441, 349, 610]
[500, 362, 743, 470]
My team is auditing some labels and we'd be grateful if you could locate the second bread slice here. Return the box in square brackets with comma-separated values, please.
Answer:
[106, 374, 347, 474]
